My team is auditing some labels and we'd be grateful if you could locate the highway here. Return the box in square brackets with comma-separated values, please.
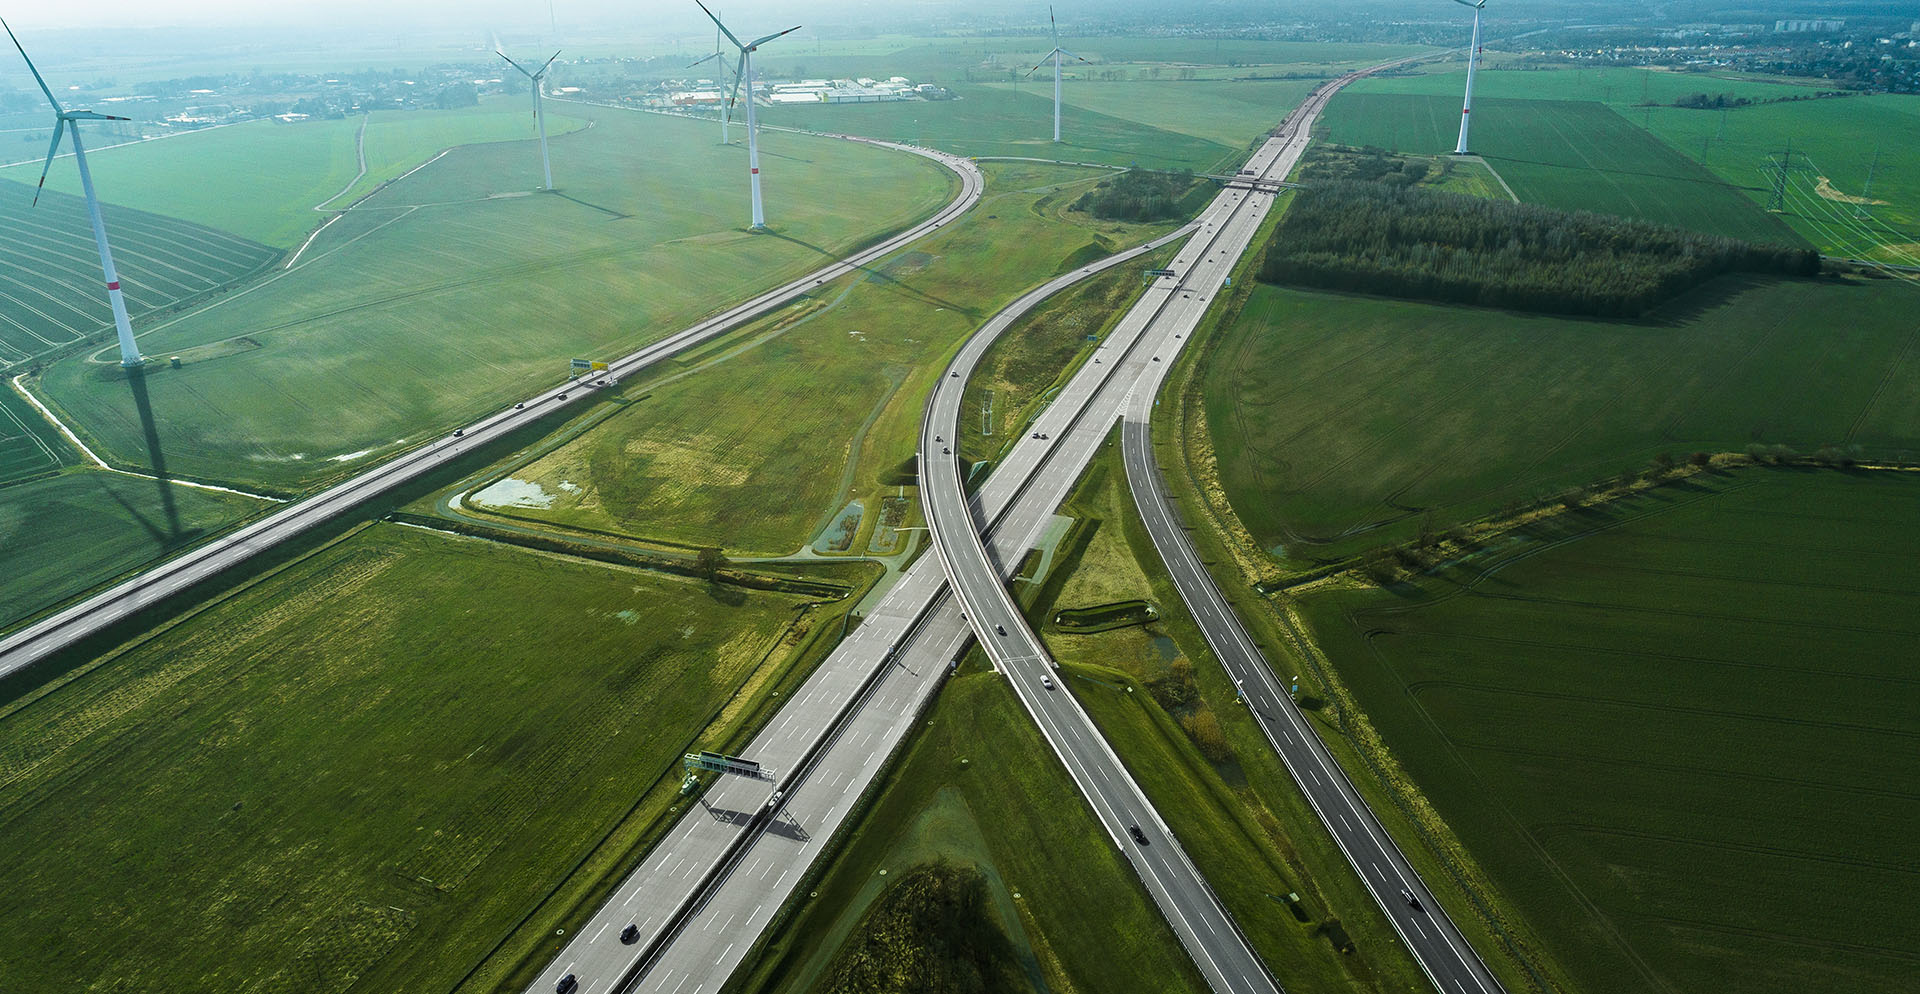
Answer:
[0, 137, 983, 681]
[520, 218, 1203, 994]
[920, 64, 1502, 994]
[1117, 403, 1506, 994]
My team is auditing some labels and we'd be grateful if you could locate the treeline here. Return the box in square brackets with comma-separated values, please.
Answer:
[1259, 181, 1820, 317]
[1669, 90, 1853, 109]
[1071, 168, 1200, 223]
[822, 861, 1027, 994]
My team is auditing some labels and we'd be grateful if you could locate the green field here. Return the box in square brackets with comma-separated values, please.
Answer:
[0, 379, 82, 484]
[37, 108, 954, 492]
[465, 162, 1176, 556]
[0, 180, 279, 368]
[5, 97, 589, 247]
[763, 83, 1240, 173]
[0, 521, 817, 994]
[730, 666, 1207, 994]
[983, 78, 1320, 149]
[1342, 64, 1920, 258]
[0, 470, 270, 630]
[1297, 468, 1920, 994]
[1024, 439, 1436, 993]
[1321, 93, 1806, 246]
[1203, 276, 1920, 565]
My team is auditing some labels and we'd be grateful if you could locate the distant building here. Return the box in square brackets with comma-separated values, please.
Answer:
[1774, 19, 1844, 33]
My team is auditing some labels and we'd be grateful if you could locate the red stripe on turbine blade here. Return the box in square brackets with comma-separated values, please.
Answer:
[751, 167, 759, 174]
[106, 281, 120, 291]
[1462, 109, 1470, 115]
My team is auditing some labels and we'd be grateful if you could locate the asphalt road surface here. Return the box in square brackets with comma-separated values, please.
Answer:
[0, 138, 984, 681]
[919, 64, 1502, 994]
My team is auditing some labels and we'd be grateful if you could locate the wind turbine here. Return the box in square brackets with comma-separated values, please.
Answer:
[1024, 6, 1089, 143]
[694, 1, 799, 230]
[5, 19, 142, 367]
[498, 47, 561, 190]
[687, 20, 739, 144]
[1451, 0, 1486, 155]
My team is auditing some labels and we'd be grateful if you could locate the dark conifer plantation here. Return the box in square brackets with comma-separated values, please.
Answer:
[1260, 181, 1820, 317]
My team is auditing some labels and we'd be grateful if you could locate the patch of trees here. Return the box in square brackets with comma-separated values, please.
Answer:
[1071, 168, 1201, 223]
[822, 860, 1028, 994]
[1672, 92, 1752, 109]
[1259, 181, 1820, 317]
[434, 82, 479, 110]
[1298, 145, 1430, 188]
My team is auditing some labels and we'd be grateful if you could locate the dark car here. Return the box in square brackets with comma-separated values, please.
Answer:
[1401, 888, 1421, 910]
[950, 370, 959, 378]
[995, 624, 1007, 636]
[1129, 824, 1149, 845]
[452, 429, 464, 437]
[514, 402, 525, 410]
[620, 923, 640, 944]
[558, 393, 569, 400]
[556, 974, 578, 994]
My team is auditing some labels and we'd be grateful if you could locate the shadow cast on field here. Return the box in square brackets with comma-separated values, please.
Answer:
[126, 368, 183, 540]
[761, 230, 982, 319]
[552, 191, 632, 219]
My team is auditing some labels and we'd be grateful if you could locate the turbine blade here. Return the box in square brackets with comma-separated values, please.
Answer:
[746, 24, 800, 50]
[3, 17, 62, 112]
[694, 0, 745, 50]
[687, 51, 721, 69]
[1059, 49, 1089, 63]
[1024, 54, 1054, 77]
[537, 51, 560, 77]
[1050, 5, 1058, 46]
[32, 118, 66, 207]
[498, 50, 533, 77]
[70, 110, 130, 121]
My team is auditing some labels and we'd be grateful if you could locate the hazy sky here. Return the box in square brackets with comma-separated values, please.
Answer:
[3, 0, 994, 32]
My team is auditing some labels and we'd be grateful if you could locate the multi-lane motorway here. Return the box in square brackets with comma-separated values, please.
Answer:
[1119, 403, 1506, 994]
[0, 137, 983, 682]
[922, 63, 1508, 994]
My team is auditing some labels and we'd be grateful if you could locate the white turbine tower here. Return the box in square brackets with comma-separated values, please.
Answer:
[6, 18, 143, 367]
[1025, 6, 1088, 143]
[498, 48, 561, 190]
[1452, 0, 1487, 155]
[695, 1, 799, 230]
[687, 21, 739, 144]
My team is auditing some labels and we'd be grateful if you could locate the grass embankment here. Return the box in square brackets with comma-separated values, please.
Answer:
[958, 241, 1180, 467]
[0, 522, 841, 994]
[1297, 468, 1920, 994]
[39, 108, 955, 492]
[465, 162, 1180, 556]
[727, 665, 1207, 994]
[5, 96, 584, 247]
[1019, 435, 1434, 993]
[1202, 275, 1920, 567]
[1322, 92, 1808, 248]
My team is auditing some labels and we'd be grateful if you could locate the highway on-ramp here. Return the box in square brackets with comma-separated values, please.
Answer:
[0, 138, 983, 681]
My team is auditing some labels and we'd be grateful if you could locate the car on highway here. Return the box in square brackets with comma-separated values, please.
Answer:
[995, 624, 1007, 636]
[1401, 888, 1422, 910]
[1129, 824, 1149, 845]
[1041, 674, 1054, 690]
[556, 974, 578, 993]
[514, 402, 525, 409]
[452, 429, 464, 437]
[620, 923, 640, 944]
